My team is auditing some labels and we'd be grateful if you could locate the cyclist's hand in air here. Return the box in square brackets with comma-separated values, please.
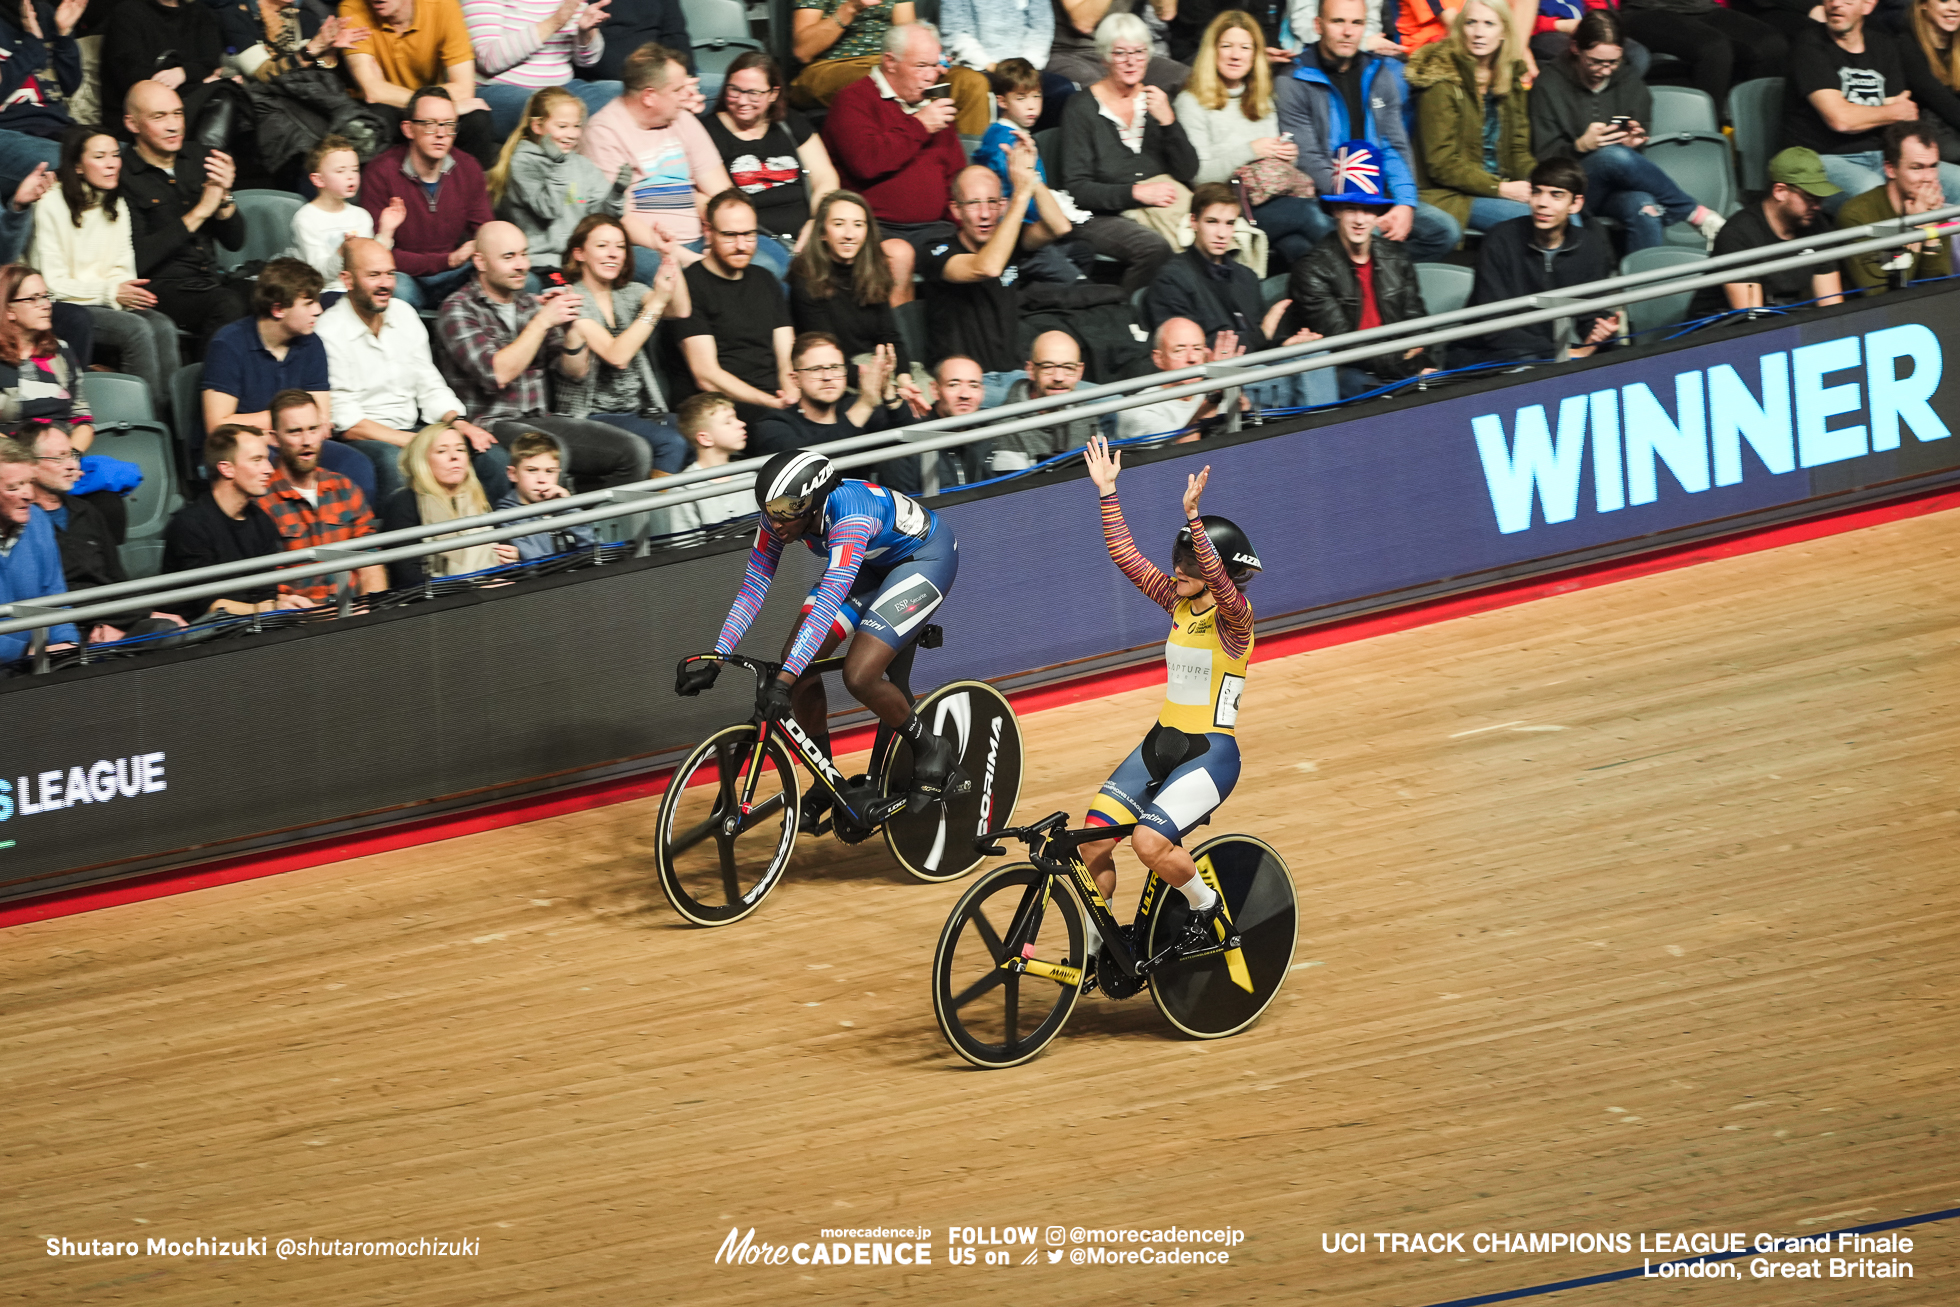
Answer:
[1182, 464, 1209, 519]
[675, 659, 720, 696]
[756, 674, 794, 721]
[1084, 433, 1120, 497]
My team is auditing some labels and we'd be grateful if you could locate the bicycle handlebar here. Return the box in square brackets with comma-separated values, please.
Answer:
[973, 810, 1073, 856]
[678, 651, 783, 685]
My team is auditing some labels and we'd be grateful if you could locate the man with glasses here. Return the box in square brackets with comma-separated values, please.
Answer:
[672, 190, 797, 425]
[358, 85, 493, 309]
[752, 334, 902, 456]
[993, 330, 1109, 473]
[120, 81, 249, 347]
[0, 438, 80, 661]
[23, 427, 184, 643]
[341, 0, 500, 167]
[790, 3, 988, 134]
[581, 41, 732, 262]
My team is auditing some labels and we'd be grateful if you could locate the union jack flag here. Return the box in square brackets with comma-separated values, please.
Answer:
[1332, 144, 1382, 196]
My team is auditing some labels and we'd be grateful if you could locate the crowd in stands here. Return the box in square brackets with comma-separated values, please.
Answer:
[3, 0, 1959, 666]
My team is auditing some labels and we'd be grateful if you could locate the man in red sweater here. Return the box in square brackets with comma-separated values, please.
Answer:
[819, 22, 967, 306]
[358, 86, 492, 311]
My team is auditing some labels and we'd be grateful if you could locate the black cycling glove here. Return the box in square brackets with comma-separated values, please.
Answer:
[756, 675, 794, 721]
[675, 660, 720, 697]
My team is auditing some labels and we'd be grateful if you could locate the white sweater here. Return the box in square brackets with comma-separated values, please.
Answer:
[32, 186, 138, 307]
[1175, 86, 1280, 186]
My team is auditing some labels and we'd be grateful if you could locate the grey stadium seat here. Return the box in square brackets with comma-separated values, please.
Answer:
[1619, 246, 1708, 340]
[1414, 261, 1475, 315]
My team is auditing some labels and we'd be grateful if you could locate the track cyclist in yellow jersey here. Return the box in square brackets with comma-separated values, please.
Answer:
[1079, 434, 1261, 953]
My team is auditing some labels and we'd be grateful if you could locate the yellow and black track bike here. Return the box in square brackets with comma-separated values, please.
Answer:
[931, 810, 1297, 1068]
[658, 627, 1023, 926]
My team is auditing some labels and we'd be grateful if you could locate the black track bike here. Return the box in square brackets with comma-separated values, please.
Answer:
[658, 627, 1024, 926]
[931, 810, 1297, 1068]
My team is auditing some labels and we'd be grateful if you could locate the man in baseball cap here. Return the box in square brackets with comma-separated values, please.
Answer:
[1693, 146, 1844, 316]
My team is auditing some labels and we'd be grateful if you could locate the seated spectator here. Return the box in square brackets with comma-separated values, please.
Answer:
[579, 43, 734, 269]
[463, 0, 620, 139]
[792, 4, 990, 135]
[1114, 316, 1243, 444]
[918, 151, 1073, 406]
[752, 333, 901, 454]
[1280, 0, 1459, 263]
[583, 0, 695, 88]
[436, 220, 652, 488]
[994, 329, 1106, 472]
[561, 213, 690, 472]
[701, 53, 841, 279]
[1408, 0, 1537, 237]
[293, 136, 403, 283]
[886, 351, 985, 489]
[1525, 0, 1650, 79]
[101, 0, 226, 136]
[788, 190, 911, 388]
[1618, 0, 1786, 111]
[0, 263, 95, 459]
[377, 420, 500, 587]
[0, 437, 80, 660]
[34, 126, 181, 407]
[650, 392, 753, 542]
[160, 424, 315, 619]
[821, 21, 972, 301]
[1058, 12, 1200, 292]
[1178, 11, 1332, 269]
[941, 0, 1077, 128]
[360, 86, 493, 309]
[1142, 180, 1327, 409]
[1282, 144, 1439, 397]
[217, 0, 358, 84]
[25, 425, 184, 641]
[1529, 12, 1724, 252]
[120, 81, 247, 346]
[670, 191, 795, 424]
[260, 388, 388, 603]
[972, 59, 1095, 283]
[321, 237, 504, 501]
[486, 88, 630, 280]
[1046, 0, 1188, 100]
[1461, 156, 1618, 362]
[340, 0, 499, 168]
[490, 428, 597, 561]
[0, 0, 81, 159]
[1909, 0, 1960, 160]
[202, 259, 376, 500]
[1839, 121, 1954, 292]
[1785, 0, 1960, 209]
[1690, 148, 1845, 316]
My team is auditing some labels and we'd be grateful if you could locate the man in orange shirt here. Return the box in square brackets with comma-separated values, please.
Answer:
[258, 389, 389, 604]
[340, 0, 498, 165]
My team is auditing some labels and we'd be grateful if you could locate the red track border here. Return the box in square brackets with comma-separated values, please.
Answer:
[6, 486, 1955, 930]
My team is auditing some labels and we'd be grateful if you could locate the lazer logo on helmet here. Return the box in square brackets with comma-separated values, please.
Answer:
[1471, 325, 1951, 535]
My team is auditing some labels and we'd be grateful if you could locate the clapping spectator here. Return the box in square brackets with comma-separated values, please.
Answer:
[579, 43, 734, 269]
[701, 53, 841, 278]
[649, 393, 752, 543]
[560, 213, 691, 471]
[34, 126, 180, 407]
[0, 0, 83, 161]
[100, 0, 226, 133]
[119, 81, 248, 346]
[292, 135, 402, 282]
[1461, 157, 1618, 363]
[360, 86, 493, 309]
[1058, 12, 1199, 291]
[489, 429, 596, 561]
[792, 3, 991, 135]
[1115, 316, 1243, 444]
[160, 424, 315, 620]
[260, 388, 388, 603]
[340, 0, 499, 167]
[486, 88, 630, 280]
[1178, 11, 1332, 268]
[671, 191, 796, 424]
[1839, 121, 1954, 292]
[1408, 0, 1536, 237]
[0, 436, 80, 660]
[464, 0, 620, 139]
[436, 219, 651, 488]
[972, 59, 1094, 283]
[752, 332, 902, 454]
[377, 420, 499, 586]
[217, 0, 362, 82]
[1529, 12, 1724, 252]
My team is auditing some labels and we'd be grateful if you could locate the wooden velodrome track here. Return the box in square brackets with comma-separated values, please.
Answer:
[6, 503, 1957, 1306]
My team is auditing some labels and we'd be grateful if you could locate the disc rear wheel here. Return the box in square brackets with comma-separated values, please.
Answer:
[1143, 834, 1297, 1038]
[655, 724, 799, 927]
[883, 680, 1023, 882]
[932, 864, 1084, 1068]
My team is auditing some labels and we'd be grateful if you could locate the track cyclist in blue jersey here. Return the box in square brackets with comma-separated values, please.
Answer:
[676, 449, 968, 819]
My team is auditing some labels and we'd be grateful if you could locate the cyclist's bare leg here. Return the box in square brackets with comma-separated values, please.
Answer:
[1132, 826, 1198, 888]
[840, 630, 912, 728]
[1080, 836, 1120, 901]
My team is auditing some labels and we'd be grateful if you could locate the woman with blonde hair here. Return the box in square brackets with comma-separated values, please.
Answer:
[1407, 0, 1536, 236]
[1907, 0, 1960, 158]
[379, 423, 501, 588]
[487, 87, 633, 281]
[1176, 10, 1331, 268]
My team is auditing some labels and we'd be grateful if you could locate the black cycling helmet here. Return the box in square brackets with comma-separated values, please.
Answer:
[754, 449, 842, 522]
[1174, 515, 1262, 584]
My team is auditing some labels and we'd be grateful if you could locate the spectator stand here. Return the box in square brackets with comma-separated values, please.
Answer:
[1648, 87, 1720, 138]
[1414, 262, 1475, 316]
[1643, 125, 1740, 249]
[169, 363, 205, 484]
[217, 191, 307, 273]
[79, 373, 183, 580]
[1618, 246, 1709, 342]
[685, 0, 766, 82]
[1728, 78, 1786, 195]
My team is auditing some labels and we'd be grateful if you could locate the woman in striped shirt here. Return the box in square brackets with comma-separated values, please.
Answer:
[465, 0, 622, 139]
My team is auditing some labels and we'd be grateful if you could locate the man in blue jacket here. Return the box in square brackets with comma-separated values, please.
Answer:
[0, 438, 80, 664]
[1276, 0, 1460, 262]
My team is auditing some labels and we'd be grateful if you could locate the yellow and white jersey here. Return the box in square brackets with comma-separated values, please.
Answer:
[1161, 596, 1254, 737]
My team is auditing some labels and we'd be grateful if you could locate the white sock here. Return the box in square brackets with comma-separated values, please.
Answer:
[1082, 917, 1102, 960]
[1177, 876, 1218, 910]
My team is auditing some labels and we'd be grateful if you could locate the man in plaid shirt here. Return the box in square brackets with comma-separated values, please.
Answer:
[260, 390, 389, 604]
[433, 220, 652, 491]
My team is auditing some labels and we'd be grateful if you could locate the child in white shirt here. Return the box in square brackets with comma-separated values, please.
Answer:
[290, 136, 403, 282]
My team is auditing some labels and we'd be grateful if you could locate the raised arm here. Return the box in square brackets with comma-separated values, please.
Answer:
[1084, 434, 1178, 613]
[1180, 473, 1252, 660]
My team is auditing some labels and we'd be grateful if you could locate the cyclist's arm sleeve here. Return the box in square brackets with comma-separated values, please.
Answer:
[1100, 492, 1178, 614]
[1186, 515, 1252, 660]
[714, 528, 786, 654]
[782, 515, 874, 676]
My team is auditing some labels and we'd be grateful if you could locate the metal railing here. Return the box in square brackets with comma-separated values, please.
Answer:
[4, 205, 1956, 649]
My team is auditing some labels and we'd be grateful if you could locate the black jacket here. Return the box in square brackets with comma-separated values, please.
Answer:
[1281, 233, 1434, 378]
[1528, 55, 1654, 162]
[119, 141, 245, 287]
[1463, 215, 1616, 363]
[1057, 87, 1199, 215]
[1143, 245, 1272, 350]
[100, 0, 226, 123]
[0, 4, 80, 139]
[583, 0, 691, 81]
[160, 488, 282, 619]
[46, 491, 127, 591]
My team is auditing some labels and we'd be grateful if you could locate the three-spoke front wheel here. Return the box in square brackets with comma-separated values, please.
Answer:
[655, 724, 799, 926]
[931, 863, 1084, 1068]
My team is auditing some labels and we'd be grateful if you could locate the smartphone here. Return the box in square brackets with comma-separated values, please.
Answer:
[1608, 116, 1633, 130]
[922, 82, 953, 100]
